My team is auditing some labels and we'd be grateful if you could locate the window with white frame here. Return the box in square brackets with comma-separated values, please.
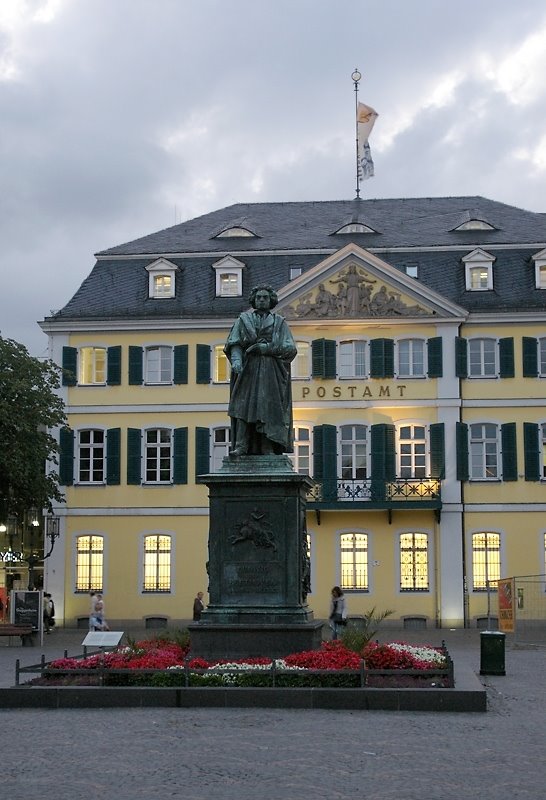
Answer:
[472, 532, 500, 590]
[214, 345, 231, 383]
[145, 429, 172, 483]
[340, 532, 369, 590]
[215, 227, 254, 238]
[290, 267, 303, 280]
[339, 340, 367, 378]
[75, 535, 103, 592]
[470, 423, 499, 480]
[143, 534, 171, 592]
[468, 338, 497, 377]
[335, 223, 375, 234]
[291, 426, 311, 475]
[533, 253, 546, 289]
[293, 341, 310, 379]
[398, 425, 427, 479]
[463, 249, 494, 291]
[339, 425, 369, 500]
[78, 430, 105, 483]
[146, 259, 177, 299]
[456, 220, 495, 231]
[79, 347, 106, 385]
[397, 339, 425, 377]
[539, 338, 546, 376]
[400, 532, 429, 591]
[405, 265, 418, 278]
[212, 427, 231, 471]
[145, 346, 173, 384]
[213, 256, 244, 297]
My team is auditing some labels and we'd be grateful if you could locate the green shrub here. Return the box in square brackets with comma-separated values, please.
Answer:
[341, 607, 395, 653]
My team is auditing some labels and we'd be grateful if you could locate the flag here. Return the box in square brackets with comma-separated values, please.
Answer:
[357, 101, 378, 180]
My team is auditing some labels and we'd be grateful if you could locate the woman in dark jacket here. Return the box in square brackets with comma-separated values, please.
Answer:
[328, 586, 347, 640]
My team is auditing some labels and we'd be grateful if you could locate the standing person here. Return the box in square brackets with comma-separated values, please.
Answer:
[89, 591, 99, 630]
[224, 285, 297, 456]
[43, 592, 54, 633]
[192, 591, 205, 622]
[93, 594, 110, 631]
[328, 586, 347, 641]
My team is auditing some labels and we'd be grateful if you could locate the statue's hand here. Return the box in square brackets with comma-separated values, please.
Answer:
[246, 343, 268, 355]
[231, 359, 243, 373]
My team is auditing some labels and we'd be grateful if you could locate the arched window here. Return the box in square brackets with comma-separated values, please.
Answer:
[400, 533, 429, 591]
[340, 532, 368, 590]
[143, 535, 171, 592]
[472, 532, 500, 591]
[75, 535, 103, 592]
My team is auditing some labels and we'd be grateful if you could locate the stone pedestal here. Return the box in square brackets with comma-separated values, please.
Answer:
[191, 455, 323, 659]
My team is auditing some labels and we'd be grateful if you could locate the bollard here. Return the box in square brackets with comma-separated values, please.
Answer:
[480, 630, 506, 675]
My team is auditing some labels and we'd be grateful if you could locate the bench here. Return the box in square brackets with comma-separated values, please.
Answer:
[0, 624, 36, 646]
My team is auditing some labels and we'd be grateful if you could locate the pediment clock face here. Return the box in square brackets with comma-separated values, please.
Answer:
[281, 264, 431, 320]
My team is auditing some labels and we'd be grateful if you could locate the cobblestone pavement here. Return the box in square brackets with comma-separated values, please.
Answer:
[1, 628, 545, 800]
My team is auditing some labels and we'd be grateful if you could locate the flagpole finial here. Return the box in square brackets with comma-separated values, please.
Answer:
[352, 69, 361, 199]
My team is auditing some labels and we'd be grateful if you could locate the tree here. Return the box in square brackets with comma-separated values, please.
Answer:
[0, 336, 66, 518]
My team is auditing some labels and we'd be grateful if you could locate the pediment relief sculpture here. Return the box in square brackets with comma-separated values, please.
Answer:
[283, 265, 431, 319]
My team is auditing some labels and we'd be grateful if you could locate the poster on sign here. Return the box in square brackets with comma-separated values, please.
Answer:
[498, 578, 515, 633]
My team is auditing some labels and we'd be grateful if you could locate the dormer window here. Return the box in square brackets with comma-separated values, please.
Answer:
[532, 249, 546, 289]
[215, 226, 255, 238]
[290, 267, 303, 280]
[335, 222, 375, 234]
[146, 258, 178, 299]
[463, 249, 495, 291]
[213, 255, 244, 297]
[454, 220, 495, 231]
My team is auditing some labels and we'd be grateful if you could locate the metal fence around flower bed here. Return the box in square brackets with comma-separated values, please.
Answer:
[15, 647, 454, 689]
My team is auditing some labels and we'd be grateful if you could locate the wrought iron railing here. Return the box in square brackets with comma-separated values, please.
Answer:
[307, 478, 441, 506]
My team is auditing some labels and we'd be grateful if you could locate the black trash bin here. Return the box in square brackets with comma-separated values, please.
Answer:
[480, 630, 506, 675]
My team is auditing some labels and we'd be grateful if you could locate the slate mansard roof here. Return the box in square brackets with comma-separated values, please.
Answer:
[48, 196, 546, 322]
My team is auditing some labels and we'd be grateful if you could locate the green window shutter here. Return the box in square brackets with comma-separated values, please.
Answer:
[455, 337, 468, 378]
[522, 337, 538, 378]
[312, 425, 337, 500]
[128, 346, 143, 385]
[371, 423, 395, 499]
[173, 427, 188, 484]
[196, 344, 211, 384]
[106, 346, 122, 386]
[499, 338, 515, 378]
[456, 422, 469, 482]
[195, 427, 210, 478]
[523, 422, 540, 481]
[370, 339, 394, 378]
[106, 428, 121, 485]
[59, 427, 74, 486]
[429, 422, 445, 479]
[173, 345, 189, 385]
[311, 339, 336, 378]
[501, 422, 518, 481]
[62, 346, 78, 386]
[427, 337, 443, 378]
[127, 428, 142, 485]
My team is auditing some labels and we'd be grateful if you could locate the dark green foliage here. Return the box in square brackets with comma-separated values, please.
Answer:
[0, 336, 66, 516]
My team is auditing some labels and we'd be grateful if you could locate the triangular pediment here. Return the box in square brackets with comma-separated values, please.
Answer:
[277, 244, 467, 321]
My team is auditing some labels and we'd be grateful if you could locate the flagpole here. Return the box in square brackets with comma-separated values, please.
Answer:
[351, 68, 362, 200]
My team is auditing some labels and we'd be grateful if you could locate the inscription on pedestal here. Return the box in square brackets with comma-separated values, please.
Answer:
[223, 561, 283, 598]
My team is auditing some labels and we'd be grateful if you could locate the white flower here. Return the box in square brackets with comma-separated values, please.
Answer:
[389, 642, 446, 665]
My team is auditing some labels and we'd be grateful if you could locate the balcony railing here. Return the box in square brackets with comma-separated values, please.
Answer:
[307, 477, 441, 510]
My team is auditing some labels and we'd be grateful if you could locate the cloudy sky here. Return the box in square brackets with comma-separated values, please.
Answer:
[2, 0, 546, 356]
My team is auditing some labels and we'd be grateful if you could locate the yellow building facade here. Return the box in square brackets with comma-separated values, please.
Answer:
[39, 198, 546, 630]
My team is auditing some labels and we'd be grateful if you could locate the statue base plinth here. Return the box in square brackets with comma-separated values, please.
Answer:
[188, 621, 324, 661]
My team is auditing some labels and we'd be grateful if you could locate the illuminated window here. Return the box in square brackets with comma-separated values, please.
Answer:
[153, 275, 172, 297]
[212, 427, 231, 471]
[145, 429, 172, 483]
[472, 532, 500, 591]
[75, 535, 103, 592]
[145, 346, 173, 384]
[340, 532, 368, 590]
[219, 273, 239, 296]
[532, 251, 546, 288]
[214, 345, 231, 383]
[398, 425, 427, 479]
[468, 338, 497, 377]
[79, 347, 106, 384]
[293, 341, 310, 379]
[470, 423, 499, 479]
[146, 259, 177, 298]
[292, 426, 311, 475]
[143, 534, 171, 592]
[400, 533, 429, 591]
[213, 256, 244, 297]
[78, 430, 105, 483]
[397, 339, 425, 377]
[339, 340, 367, 378]
[463, 249, 495, 290]
[468, 266, 490, 290]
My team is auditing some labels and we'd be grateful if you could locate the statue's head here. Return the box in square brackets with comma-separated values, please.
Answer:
[249, 284, 278, 309]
